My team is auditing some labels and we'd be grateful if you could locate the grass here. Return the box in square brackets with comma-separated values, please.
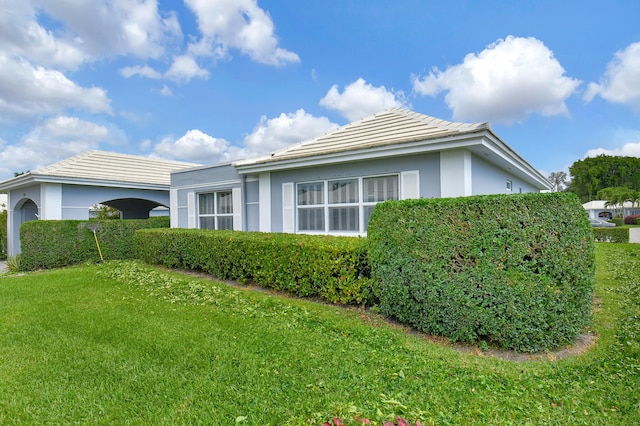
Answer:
[0, 244, 639, 425]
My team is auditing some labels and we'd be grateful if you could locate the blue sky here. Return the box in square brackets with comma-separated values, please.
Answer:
[1, 0, 639, 182]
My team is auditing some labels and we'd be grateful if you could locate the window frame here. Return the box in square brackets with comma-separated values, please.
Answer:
[295, 174, 400, 235]
[197, 190, 234, 230]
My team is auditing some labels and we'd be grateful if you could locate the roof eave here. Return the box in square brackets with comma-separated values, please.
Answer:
[0, 174, 169, 191]
[235, 130, 490, 174]
[236, 129, 551, 191]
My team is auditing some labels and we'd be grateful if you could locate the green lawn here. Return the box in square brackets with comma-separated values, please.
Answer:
[0, 244, 638, 425]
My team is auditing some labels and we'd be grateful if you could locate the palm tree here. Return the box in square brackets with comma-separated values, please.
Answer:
[548, 171, 567, 192]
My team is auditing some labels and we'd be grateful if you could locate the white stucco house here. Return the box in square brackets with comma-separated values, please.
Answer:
[582, 200, 640, 220]
[171, 108, 551, 235]
[0, 151, 198, 256]
[1, 108, 552, 257]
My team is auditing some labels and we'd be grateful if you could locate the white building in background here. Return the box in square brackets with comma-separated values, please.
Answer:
[0, 194, 7, 211]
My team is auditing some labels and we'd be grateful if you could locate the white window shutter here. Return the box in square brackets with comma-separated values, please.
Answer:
[232, 187, 242, 231]
[401, 170, 420, 199]
[187, 192, 196, 228]
[282, 182, 294, 233]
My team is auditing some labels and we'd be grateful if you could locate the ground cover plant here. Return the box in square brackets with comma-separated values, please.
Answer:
[0, 244, 638, 424]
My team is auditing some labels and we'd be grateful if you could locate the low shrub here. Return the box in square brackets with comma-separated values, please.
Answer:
[624, 214, 640, 225]
[610, 218, 625, 226]
[20, 217, 169, 271]
[135, 229, 373, 305]
[593, 227, 629, 243]
[367, 192, 595, 353]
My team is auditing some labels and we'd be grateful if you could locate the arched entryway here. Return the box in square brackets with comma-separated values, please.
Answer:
[100, 198, 167, 219]
[9, 198, 39, 255]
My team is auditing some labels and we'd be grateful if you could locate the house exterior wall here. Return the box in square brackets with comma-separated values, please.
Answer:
[471, 155, 540, 195]
[170, 146, 548, 236]
[5, 183, 172, 256]
[266, 153, 441, 233]
[6, 184, 42, 256]
[171, 164, 243, 229]
[60, 185, 169, 220]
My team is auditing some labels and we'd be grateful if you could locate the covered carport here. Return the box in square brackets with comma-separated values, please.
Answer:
[0, 150, 198, 257]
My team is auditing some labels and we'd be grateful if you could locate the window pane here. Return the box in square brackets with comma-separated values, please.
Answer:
[329, 207, 358, 231]
[329, 179, 358, 204]
[217, 191, 233, 214]
[198, 193, 215, 214]
[218, 216, 233, 230]
[200, 216, 215, 230]
[364, 176, 399, 202]
[297, 182, 324, 205]
[363, 206, 377, 231]
[298, 207, 324, 231]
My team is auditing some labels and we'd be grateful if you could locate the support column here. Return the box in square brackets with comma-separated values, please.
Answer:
[440, 150, 472, 198]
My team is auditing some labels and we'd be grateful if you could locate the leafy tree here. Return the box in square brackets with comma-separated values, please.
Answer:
[597, 186, 639, 218]
[548, 171, 567, 192]
[92, 204, 121, 220]
[568, 155, 640, 202]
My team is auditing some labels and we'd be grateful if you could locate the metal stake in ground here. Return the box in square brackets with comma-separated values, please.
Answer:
[86, 223, 104, 262]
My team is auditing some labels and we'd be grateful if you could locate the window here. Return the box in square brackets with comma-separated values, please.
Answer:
[506, 179, 512, 191]
[296, 175, 399, 234]
[198, 191, 233, 230]
[297, 182, 324, 231]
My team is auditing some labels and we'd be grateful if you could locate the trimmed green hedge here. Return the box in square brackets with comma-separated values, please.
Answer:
[367, 192, 595, 352]
[135, 229, 372, 305]
[593, 227, 629, 243]
[0, 208, 7, 260]
[20, 217, 169, 271]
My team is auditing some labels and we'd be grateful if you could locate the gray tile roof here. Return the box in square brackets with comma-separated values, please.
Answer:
[236, 108, 490, 166]
[1, 150, 200, 189]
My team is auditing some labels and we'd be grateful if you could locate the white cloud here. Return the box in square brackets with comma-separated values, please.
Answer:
[160, 85, 173, 96]
[153, 129, 238, 163]
[34, 0, 182, 60]
[583, 128, 640, 158]
[184, 0, 300, 66]
[585, 143, 640, 158]
[243, 109, 339, 152]
[412, 36, 581, 124]
[0, 0, 86, 70]
[165, 55, 210, 82]
[319, 78, 409, 121]
[0, 116, 125, 179]
[151, 109, 338, 164]
[584, 41, 640, 108]
[119, 65, 162, 79]
[0, 54, 112, 119]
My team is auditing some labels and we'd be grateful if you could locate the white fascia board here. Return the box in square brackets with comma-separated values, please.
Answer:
[0, 174, 36, 191]
[171, 179, 242, 192]
[478, 136, 551, 190]
[30, 175, 170, 190]
[235, 133, 484, 175]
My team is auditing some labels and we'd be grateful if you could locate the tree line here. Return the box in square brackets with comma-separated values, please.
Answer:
[548, 155, 640, 206]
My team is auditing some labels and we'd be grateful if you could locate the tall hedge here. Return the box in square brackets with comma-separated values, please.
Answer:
[0, 208, 7, 260]
[367, 192, 595, 352]
[20, 217, 169, 271]
[135, 229, 372, 305]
